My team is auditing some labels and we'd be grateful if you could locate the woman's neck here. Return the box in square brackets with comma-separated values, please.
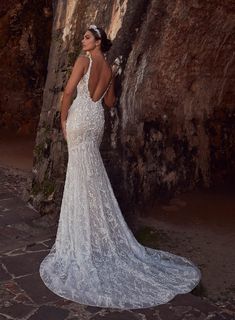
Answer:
[88, 50, 104, 60]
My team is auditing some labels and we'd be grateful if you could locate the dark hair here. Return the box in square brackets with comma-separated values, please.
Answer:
[88, 26, 112, 53]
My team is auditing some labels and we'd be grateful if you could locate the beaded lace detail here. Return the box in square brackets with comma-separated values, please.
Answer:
[39, 55, 201, 309]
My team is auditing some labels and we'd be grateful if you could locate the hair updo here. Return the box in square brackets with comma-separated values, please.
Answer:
[88, 26, 112, 53]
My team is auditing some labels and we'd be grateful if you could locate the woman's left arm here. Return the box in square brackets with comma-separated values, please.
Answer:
[60, 55, 87, 140]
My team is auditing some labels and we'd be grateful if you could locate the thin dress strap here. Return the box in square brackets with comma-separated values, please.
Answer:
[86, 55, 92, 79]
[100, 78, 112, 100]
[86, 54, 112, 101]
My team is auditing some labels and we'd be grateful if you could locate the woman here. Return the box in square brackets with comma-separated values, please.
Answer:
[39, 24, 201, 309]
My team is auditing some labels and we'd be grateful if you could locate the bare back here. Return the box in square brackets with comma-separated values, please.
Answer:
[84, 56, 112, 102]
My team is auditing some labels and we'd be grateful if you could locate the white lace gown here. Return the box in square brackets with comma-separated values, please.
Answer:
[39, 54, 201, 309]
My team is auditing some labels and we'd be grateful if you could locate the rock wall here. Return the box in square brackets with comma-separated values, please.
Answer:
[30, 0, 235, 222]
[120, 0, 235, 207]
[0, 0, 53, 136]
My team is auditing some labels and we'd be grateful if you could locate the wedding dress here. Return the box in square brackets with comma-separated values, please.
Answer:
[39, 53, 201, 309]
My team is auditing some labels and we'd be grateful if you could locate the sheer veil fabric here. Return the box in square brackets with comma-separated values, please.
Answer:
[39, 53, 201, 309]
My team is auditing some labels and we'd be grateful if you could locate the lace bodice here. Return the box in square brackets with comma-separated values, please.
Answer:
[65, 54, 108, 151]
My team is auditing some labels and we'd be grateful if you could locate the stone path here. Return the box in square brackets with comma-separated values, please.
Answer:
[0, 168, 234, 320]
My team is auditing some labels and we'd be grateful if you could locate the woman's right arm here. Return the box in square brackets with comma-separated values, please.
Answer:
[103, 76, 116, 108]
[60, 55, 87, 140]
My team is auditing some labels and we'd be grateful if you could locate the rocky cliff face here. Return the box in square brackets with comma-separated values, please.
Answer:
[30, 0, 235, 221]
[0, 0, 53, 136]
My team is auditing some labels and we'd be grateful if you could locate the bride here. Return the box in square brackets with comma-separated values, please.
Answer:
[39, 24, 201, 309]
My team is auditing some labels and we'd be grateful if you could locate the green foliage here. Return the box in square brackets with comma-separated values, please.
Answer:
[34, 142, 44, 161]
[42, 179, 55, 197]
[31, 182, 41, 195]
[34, 135, 51, 162]
[31, 179, 55, 198]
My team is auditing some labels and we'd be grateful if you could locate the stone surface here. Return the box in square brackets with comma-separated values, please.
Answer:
[91, 311, 140, 320]
[0, 302, 36, 319]
[157, 304, 181, 320]
[86, 306, 103, 314]
[28, 305, 69, 320]
[25, 242, 48, 251]
[2, 280, 23, 296]
[0, 264, 11, 281]
[1, 250, 47, 277]
[132, 307, 156, 319]
[171, 294, 218, 313]
[15, 273, 60, 304]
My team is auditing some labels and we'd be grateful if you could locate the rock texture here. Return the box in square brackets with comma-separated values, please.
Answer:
[0, 0, 53, 136]
[30, 0, 235, 220]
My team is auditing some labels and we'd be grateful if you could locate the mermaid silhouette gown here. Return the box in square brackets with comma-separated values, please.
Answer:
[39, 54, 201, 309]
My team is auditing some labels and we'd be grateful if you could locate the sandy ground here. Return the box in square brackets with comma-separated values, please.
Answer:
[0, 130, 35, 171]
[0, 132, 234, 307]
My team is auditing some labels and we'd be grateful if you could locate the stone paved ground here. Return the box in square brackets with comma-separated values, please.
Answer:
[0, 167, 235, 320]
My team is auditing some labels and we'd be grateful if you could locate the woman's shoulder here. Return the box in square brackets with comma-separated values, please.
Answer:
[73, 53, 90, 73]
[76, 53, 90, 63]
